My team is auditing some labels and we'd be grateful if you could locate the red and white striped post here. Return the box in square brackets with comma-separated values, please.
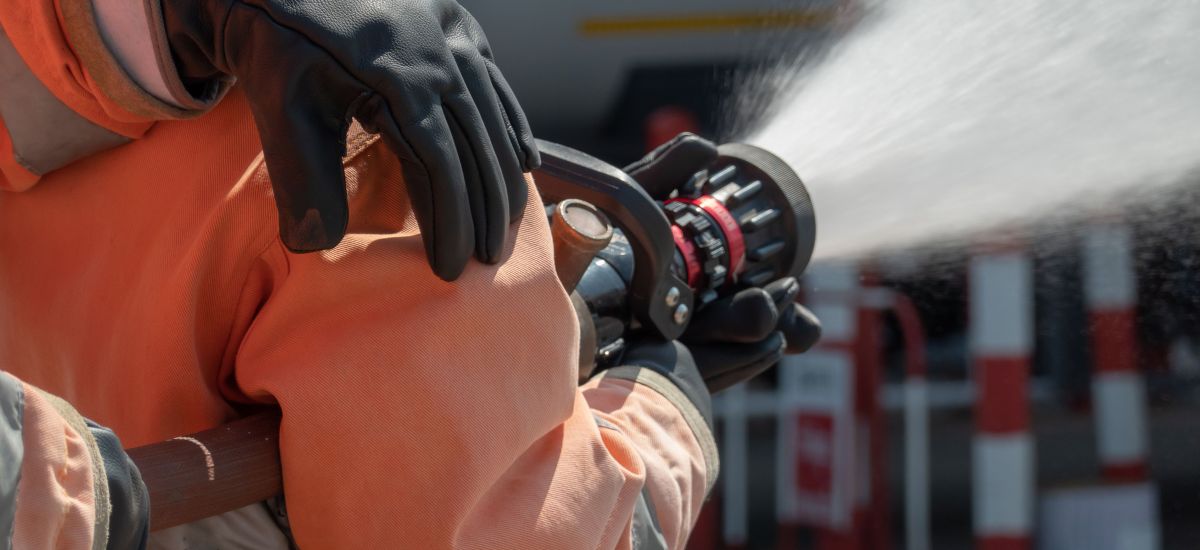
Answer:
[970, 244, 1035, 550]
[1082, 222, 1149, 482]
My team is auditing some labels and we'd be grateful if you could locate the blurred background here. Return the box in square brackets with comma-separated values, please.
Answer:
[463, 1, 1200, 548]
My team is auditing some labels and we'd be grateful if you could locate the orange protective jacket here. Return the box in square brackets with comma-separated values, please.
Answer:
[0, 2, 716, 549]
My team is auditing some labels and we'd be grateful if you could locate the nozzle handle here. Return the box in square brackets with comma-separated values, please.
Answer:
[534, 139, 693, 340]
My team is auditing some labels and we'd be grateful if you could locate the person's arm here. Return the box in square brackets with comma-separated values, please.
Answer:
[227, 133, 713, 548]
[0, 372, 149, 550]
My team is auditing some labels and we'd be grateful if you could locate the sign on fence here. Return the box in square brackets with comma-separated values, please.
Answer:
[777, 349, 856, 529]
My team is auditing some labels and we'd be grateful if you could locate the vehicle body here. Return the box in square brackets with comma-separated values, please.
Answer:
[463, 0, 843, 156]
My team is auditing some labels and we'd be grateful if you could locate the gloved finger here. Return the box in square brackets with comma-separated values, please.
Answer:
[692, 332, 786, 393]
[250, 81, 352, 253]
[444, 97, 508, 264]
[454, 53, 527, 230]
[457, 20, 528, 222]
[779, 303, 822, 353]
[485, 59, 540, 171]
[362, 95, 474, 281]
[622, 133, 719, 200]
[764, 277, 802, 311]
[683, 287, 780, 344]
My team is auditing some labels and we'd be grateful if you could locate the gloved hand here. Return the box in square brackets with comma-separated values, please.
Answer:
[618, 279, 821, 412]
[681, 276, 821, 392]
[162, 0, 538, 280]
[620, 278, 820, 397]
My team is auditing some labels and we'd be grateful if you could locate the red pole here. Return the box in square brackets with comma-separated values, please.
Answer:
[856, 273, 890, 550]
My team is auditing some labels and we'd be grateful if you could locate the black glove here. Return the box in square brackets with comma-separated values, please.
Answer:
[86, 420, 151, 550]
[618, 278, 820, 399]
[624, 132, 719, 200]
[162, 0, 538, 281]
[682, 277, 821, 392]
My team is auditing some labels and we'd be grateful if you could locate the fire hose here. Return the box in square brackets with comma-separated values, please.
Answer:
[127, 135, 818, 530]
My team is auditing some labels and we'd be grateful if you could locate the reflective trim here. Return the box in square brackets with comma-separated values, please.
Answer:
[600, 366, 720, 494]
[593, 413, 672, 549]
[630, 487, 668, 550]
[0, 27, 129, 178]
[0, 373, 24, 550]
[593, 415, 620, 432]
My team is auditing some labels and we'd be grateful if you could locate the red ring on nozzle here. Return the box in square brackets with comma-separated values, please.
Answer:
[671, 224, 702, 288]
[673, 196, 747, 277]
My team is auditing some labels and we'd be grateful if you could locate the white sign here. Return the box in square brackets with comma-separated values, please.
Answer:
[776, 349, 856, 529]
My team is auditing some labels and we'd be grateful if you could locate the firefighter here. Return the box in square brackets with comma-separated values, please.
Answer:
[0, 0, 818, 548]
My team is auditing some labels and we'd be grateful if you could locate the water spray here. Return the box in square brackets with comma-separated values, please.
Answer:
[747, 0, 1200, 261]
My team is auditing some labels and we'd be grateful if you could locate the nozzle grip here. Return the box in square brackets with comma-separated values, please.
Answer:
[534, 140, 693, 340]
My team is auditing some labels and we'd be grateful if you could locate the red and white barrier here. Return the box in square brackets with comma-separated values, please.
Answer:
[700, 259, 932, 549]
[1082, 222, 1149, 482]
[970, 246, 1035, 550]
[697, 226, 1158, 548]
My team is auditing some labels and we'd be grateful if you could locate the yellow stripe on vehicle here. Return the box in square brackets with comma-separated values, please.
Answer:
[580, 10, 839, 36]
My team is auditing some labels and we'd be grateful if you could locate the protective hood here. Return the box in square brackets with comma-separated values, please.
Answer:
[0, 1, 165, 191]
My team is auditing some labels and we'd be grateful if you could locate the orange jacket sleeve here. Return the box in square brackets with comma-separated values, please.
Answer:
[229, 136, 716, 548]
